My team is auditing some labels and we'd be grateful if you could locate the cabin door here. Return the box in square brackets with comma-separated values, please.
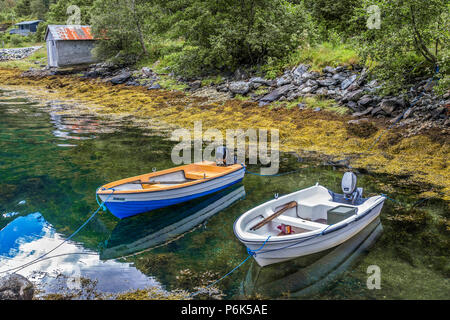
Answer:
[47, 41, 56, 67]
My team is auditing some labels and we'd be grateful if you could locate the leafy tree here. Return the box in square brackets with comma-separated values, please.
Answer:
[356, 0, 449, 93]
[90, 0, 153, 63]
[15, 0, 32, 17]
[303, 0, 364, 38]
[166, 0, 310, 76]
[47, 0, 94, 24]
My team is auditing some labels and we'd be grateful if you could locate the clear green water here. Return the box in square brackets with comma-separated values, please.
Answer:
[0, 88, 448, 299]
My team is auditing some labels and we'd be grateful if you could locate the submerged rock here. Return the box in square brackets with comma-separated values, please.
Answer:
[0, 274, 34, 300]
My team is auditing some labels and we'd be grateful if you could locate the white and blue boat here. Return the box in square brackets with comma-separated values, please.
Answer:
[97, 160, 245, 219]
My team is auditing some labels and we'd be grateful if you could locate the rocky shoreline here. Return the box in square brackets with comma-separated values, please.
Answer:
[22, 61, 449, 135]
[0, 46, 43, 61]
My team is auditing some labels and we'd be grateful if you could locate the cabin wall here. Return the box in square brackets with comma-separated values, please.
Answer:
[46, 40, 58, 67]
[53, 40, 97, 67]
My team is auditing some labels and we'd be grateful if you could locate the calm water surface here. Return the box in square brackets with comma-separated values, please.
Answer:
[0, 87, 448, 299]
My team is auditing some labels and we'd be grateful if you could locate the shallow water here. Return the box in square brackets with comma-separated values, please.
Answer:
[0, 88, 448, 299]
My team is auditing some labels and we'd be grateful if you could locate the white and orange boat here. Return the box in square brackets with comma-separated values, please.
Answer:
[97, 157, 245, 219]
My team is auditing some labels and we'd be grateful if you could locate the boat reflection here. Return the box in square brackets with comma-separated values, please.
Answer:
[241, 217, 383, 298]
[100, 183, 246, 260]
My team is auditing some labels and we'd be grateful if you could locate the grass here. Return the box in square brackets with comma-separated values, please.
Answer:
[158, 75, 188, 91]
[0, 45, 47, 70]
[263, 42, 360, 79]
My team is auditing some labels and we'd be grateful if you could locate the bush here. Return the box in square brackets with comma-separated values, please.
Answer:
[9, 34, 23, 46]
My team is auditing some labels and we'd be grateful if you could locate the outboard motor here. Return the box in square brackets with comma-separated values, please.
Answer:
[341, 172, 363, 204]
[215, 146, 237, 166]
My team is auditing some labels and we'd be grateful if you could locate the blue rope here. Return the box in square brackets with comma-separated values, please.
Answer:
[188, 235, 271, 298]
[0, 188, 115, 275]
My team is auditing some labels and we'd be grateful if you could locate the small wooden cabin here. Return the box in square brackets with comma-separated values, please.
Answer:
[45, 25, 97, 68]
[9, 20, 42, 35]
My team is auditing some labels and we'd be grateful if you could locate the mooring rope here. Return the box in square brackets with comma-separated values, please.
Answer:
[188, 235, 271, 298]
[0, 188, 115, 275]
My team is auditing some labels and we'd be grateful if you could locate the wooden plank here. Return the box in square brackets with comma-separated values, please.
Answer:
[250, 201, 298, 231]
[129, 180, 188, 185]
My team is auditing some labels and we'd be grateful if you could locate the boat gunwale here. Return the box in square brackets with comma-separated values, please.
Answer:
[97, 162, 245, 195]
[233, 189, 385, 245]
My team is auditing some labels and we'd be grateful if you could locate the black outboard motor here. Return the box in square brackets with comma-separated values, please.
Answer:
[341, 172, 363, 204]
[215, 146, 237, 166]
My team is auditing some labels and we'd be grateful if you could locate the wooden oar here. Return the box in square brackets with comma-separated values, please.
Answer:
[250, 201, 298, 231]
[129, 180, 188, 185]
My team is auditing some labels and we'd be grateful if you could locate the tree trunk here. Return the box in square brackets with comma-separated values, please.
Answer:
[129, 0, 148, 56]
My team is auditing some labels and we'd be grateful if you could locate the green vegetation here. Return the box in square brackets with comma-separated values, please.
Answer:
[0, 0, 448, 93]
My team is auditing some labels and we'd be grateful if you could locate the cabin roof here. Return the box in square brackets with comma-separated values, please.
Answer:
[45, 25, 95, 41]
[15, 20, 43, 26]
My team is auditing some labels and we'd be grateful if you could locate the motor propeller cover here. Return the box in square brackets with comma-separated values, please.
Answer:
[342, 172, 357, 197]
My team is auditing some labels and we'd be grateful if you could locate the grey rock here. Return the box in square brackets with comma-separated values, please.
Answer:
[147, 83, 162, 90]
[346, 89, 365, 102]
[141, 67, 153, 78]
[317, 79, 337, 87]
[249, 77, 271, 86]
[322, 66, 336, 74]
[348, 118, 370, 125]
[229, 81, 250, 95]
[305, 79, 318, 87]
[301, 86, 314, 94]
[293, 64, 310, 78]
[189, 80, 202, 90]
[347, 101, 358, 112]
[0, 274, 34, 300]
[341, 74, 357, 90]
[358, 95, 373, 107]
[379, 98, 403, 115]
[352, 107, 374, 117]
[109, 71, 132, 85]
[297, 103, 307, 110]
[332, 73, 347, 82]
[313, 107, 321, 112]
[260, 84, 295, 102]
[371, 106, 383, 115]
[315, 87, 328, 96]
[276, 76, 292, 87]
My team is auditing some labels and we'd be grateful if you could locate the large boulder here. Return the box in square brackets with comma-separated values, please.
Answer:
[0, 274, 34, 300]
[228, 81, 251, 95]
[379, 98, 404, 115]
[109, 71, 132, 85]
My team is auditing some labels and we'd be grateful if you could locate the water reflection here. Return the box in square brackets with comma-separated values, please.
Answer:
[0, 212, 159, 296]
[101, 184, 246, 260]
[241, 218, 383, 298]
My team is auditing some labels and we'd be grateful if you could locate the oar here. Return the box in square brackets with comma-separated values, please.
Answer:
[250, 201, 298, 231]
[129, 180, 188, 185]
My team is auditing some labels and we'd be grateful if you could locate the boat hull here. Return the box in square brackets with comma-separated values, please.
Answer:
[236, 199, 384, 267]
[99, 168, 245, 219]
